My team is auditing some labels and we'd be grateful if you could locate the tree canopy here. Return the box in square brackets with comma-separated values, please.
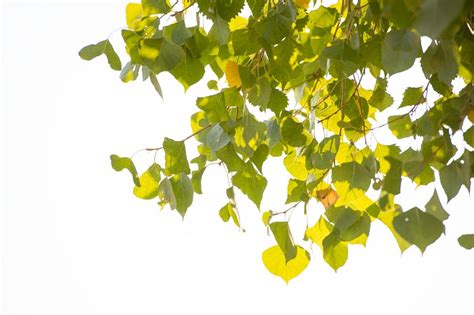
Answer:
[80, 0, 474, 283]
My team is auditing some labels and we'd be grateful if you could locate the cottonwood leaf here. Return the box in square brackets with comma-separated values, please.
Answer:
[262, 245, 310, 283]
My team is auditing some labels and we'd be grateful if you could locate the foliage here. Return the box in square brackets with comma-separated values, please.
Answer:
[80, 0, 474, 282]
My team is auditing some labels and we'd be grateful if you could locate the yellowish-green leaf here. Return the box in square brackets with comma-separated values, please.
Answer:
[133, 164, 161, 199]
[262, 245, 311, 284]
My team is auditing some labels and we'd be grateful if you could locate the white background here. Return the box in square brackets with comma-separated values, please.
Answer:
[1, 1, 473, 314]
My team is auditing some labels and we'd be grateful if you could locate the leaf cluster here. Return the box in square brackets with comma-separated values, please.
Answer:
[81, 0, 474, 282]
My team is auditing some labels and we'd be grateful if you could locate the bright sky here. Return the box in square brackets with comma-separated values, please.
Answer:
[1, 1, 473, 315]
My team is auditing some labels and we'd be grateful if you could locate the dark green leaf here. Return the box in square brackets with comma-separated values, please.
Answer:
[381, 30, 421, 75]
[332, 162, 371, 191]
[79, 39, 122, 71]
[415, 0, 465, 39]
[393, 207, 445, 253]
[425, 190, 449, 221]
[270, 221, 297, 262]
[382, 157, 403, 195]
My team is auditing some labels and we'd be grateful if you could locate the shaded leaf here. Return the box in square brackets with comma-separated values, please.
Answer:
[393, 207, 445, 253]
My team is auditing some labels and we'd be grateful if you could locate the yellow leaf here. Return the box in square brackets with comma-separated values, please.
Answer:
[283, 151, 308, 181]
[295, 0, 310, 9]
[229, 16, 248, 31]
[182, 0, 191, 7]
[225, 61, 241, 88]
[133, 167, 161, 199]
[262, 245, 310, 283]
[126, 3, 143, 30]
[305, 216, 333, 250]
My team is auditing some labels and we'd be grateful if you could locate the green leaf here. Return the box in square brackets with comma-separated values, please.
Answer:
[388, 114, 413, 139]
[198, 0, 245, 21]
[247, 0, 266, 17]
[266, 118, 282, 149]
[158, 39, 186, 71]
[171, 53, 205, 90]
[79, 39, 122, 71]
[191, 168, 206, 194]
[267, 88, 288, 115]
[232, 162, 267, 208]
[262, 245, 310, 284]
[400, 87, 425, 108]
[196, 91, 231, 123]
[248, 78, 271, 107]
[369, 81, 394, 111]
[216, 143, 246, 172]
[163, 20, 192, 45]
[170, 173, 194, 217]
[262, 210, 271, 226]
[325, 207, 361, 235]
[158, 178, 177, 209]
[280, 115, 307, 147]
[332, 162, 371, 191]
[458, 234, 474, 250]
[322, 232, 348, 272]
[308, 5, 338, 29]
[414, 0, 465, 39]
[381, 30, 421, 75]
[110, 154, 140, 186]
[421, 41, 458, 86]
[465, 126, 474, 147]
[340, 212, 371, 243]
[209, 16, 230, 45]
[286, 179, 308, 204]
[133, 163, 161, 199]
[219, 202, 240, 227]
[255, 3, 294, 45]
[439, 162, 464, 201]
[233, 113, 266, 158]
[270, 222, 297, 262]
[205, 124, 231, 152]
[120, 62, 140, 83]
[163, 138, 190, 175]
[142, 0, 171, 15]
[308, 135, 340, 169]
[382, 157, 403, 195]
[250, 144, 269, 173]
[122, 30, 142, 64]
[425, 190, 449, 221]
[393, 207, 445, 253]
[149, 73, 164, 98]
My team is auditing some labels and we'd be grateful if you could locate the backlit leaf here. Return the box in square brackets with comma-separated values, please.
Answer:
[232, 162, 267, 208]
[262, 245, 311, 283]
[393, 207, 444, 253]
[163, 138, 190, 175]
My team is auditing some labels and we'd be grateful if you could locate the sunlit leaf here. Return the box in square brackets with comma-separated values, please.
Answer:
[262, 245, 310, 283]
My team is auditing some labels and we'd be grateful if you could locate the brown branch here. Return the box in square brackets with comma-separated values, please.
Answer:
[146, 124, 212, 151]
